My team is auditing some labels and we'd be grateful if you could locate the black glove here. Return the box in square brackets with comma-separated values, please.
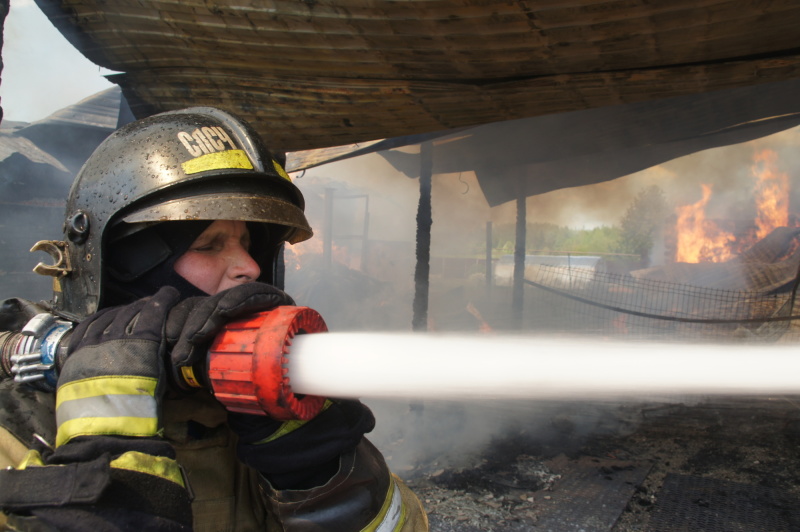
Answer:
[163, 282, 374, 491]
[0, 287, 193, 531]
[57, 286, 182, 446]
[165, 282, 294, 390]
[228, 399, 376, 490]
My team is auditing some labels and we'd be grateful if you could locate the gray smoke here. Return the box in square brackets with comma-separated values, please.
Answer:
[285, 125, 800, 471]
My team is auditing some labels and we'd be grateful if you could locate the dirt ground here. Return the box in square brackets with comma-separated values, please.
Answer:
[608, 397, 800, 531]
[374, 395, 800, 531]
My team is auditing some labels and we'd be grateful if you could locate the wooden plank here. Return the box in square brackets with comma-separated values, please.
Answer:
[37, 0, 800, 151]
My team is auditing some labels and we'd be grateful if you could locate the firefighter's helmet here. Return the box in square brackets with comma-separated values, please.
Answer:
[35, 107, 312, 319]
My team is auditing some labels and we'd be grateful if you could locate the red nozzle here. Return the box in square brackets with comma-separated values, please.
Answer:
[206, 306, 328, 420]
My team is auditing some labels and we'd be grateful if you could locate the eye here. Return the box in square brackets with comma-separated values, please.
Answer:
[191, 235, 225, 253]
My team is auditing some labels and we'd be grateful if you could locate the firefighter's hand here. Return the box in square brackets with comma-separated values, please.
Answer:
[5, 287, 194, 530]
[56, 286, 181, 447]
[228, 399, 376, 490]
[166, 282, 294, 390]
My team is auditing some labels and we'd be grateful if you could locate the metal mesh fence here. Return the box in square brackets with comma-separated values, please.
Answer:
[523, 265, 800, 343]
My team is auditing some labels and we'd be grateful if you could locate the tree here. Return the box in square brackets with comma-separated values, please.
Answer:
[617, 185, 669, 261]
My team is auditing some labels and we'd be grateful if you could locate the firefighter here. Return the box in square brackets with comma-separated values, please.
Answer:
[0, 107, 428, 531]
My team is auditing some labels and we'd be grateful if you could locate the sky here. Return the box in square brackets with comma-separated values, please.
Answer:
[0, 0, 115, 123]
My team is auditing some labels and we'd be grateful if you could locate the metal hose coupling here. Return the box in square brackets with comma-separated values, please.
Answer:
[0, 313, 73, 391]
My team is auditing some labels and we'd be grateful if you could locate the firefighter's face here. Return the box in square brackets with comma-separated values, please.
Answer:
[174, 220, 261, 295]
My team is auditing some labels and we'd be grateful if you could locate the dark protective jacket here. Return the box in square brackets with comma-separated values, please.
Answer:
[0, 302, 428, 531]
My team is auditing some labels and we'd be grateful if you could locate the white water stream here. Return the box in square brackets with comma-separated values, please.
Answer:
[288, 333, 800, 400]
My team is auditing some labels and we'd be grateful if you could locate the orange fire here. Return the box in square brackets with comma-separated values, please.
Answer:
[752, 149, 789, 240]
[675, 184, 736, 263]
[285, 238, 361, 271]
[284, 238, 322, 270]
[674, 149, 791, 263]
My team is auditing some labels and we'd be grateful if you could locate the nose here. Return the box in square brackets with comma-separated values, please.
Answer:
[228, 243, 261, 282]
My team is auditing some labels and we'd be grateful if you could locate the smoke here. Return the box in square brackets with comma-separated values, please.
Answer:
[286, 124, 800, 325]
[291, 153, 421, 244]
[514, 125, 800, 231]
[289, 125, 800, 276]
[284, 124, 800, 472]
[365, 399, 647, 472]
[0, 201, 64, 302]
[0, 149, 73, 302]
[645, 127, 800, 222]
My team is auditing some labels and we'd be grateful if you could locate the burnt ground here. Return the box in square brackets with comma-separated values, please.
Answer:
[372, 396, 800, 531]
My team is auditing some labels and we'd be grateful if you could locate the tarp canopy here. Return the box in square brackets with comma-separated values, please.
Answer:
[375, 78, 800, 206]
[9, 1, 800, 205]
[31, 0, 800, 155]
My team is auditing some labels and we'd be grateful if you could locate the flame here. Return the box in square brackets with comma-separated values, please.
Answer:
[466, 302, 493, 332]
[285, 239, 324, 270]
[752, 149, 789, 240]
[674, 149, 793, 263]
[285, 238, 361, 271]
[675, 184, 735, 263]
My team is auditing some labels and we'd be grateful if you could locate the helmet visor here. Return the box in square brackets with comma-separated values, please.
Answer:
[120, 181, 312, 244]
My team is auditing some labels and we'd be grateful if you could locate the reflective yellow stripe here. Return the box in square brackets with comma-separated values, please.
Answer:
[256, 419, 307, 444]
[181, 149, 254, 174]
[15, 450, 184, 488]
[255, 400, 333, 444]
[111, 451, 185, 488]
[56, 416, 159, 447]
[57, 393, 157, 425]
[16, 450, 45, 469]
[56, 376, 157, 406]
[272, 159, 292, 182]
[180, 366, 203, 388]
[361, 480, 406, 532]
[55, 376, 159, 446]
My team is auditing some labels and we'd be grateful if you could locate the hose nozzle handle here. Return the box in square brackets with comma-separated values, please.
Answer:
[206, 306, 328, 420]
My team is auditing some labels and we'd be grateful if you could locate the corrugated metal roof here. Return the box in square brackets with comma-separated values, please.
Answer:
[23, 87, 123, 130]
[0, 134, 67, 171]
[0, 88, 121, 195]
[34, 0, 800, 153]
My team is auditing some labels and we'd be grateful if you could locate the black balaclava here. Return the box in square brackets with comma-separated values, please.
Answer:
[104, 220, 212, 307]
[104, 220, 274, 309]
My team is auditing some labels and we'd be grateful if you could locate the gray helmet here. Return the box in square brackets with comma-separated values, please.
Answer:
[33, 107, 312, 319]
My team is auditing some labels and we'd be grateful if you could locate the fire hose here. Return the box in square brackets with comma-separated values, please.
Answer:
[3, 307, 800, 417]
[0, 306, 329, 421]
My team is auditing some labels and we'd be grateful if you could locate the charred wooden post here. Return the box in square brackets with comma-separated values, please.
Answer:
[512, 194, 526, 329]
[413, 142, 433, 331]
[323, 187, 334, 271]
[486, 221, 493, 290]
